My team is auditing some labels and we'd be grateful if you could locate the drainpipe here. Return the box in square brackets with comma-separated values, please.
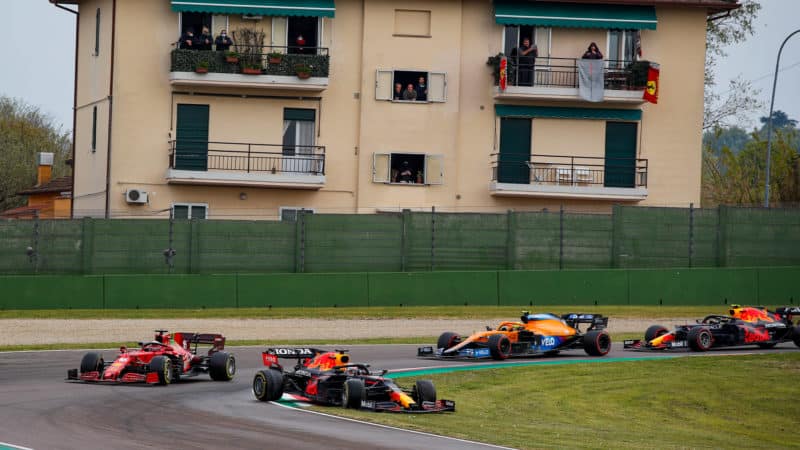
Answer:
[52, 2, 78, 219]
[104, 0, 117, 219]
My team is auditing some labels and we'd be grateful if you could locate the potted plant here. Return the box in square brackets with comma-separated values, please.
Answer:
[267, 52, 283, 64]
[195, 61, 209, 74]
[242, 64, 262, 75]
[225, 51, 240, 64]
[295, 63, 312, 79]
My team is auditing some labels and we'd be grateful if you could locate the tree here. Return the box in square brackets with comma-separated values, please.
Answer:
[703, 0, 762, 130]
[759, 110, 798, 130]
[0, 96, 71, 212]
[703, 125, 751, 155]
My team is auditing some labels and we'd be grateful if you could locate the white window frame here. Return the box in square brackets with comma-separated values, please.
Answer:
[501, 26, 551, 58]
[375, 69, 447, 103]
[172, 203, 209, 220]
[279, 207, 315, 221]
[274, 16, 324, 54]
[372, 152, 444, 186]
[606, 30, 637, 68]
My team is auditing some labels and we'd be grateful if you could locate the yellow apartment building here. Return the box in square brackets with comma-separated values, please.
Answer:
[52, 0, 738, 219]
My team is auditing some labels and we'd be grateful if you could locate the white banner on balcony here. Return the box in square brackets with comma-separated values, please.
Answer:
[578, 59, 604, 102]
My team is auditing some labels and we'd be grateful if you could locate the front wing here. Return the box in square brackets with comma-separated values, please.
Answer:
[623, 339, 688, 351]
[66, 368, 161, 384]
[361, 399, 456, 413]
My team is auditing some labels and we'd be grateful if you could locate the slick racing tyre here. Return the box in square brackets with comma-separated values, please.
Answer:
[583, 330, 611, 356]
[412, 380, 437, 404]
[80, 352, 104, 375]
[437, 332, 461, 350]
[150, 356, 172, 385]
[793, 326, 800, 348]
[487, 334, 511, 360]
[342, 379, 365, 409]
[209, 351, 236, 381]
[253, 369, 284, 402]
[644, 325, 669, 342]
[687, 326, 714, 352]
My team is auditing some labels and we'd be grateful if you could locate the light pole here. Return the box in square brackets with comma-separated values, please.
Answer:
[764, 29, 800, 208]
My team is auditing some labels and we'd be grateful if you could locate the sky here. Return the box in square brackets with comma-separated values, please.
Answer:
[2, 1, 799, 132]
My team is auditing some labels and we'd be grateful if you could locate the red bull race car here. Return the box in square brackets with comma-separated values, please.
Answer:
[67, 330, 236, 385]
[418, 311, 611, 360]
[252, 348, 455, 413]
[624, 305, 800, 352]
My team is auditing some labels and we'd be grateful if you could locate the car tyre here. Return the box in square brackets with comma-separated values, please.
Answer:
[209, 351, 236, 381]
[437, 332, 461, 350]
[644, 325, 669, 342]
[487, 334, 511, 360]
[253, 369, 284, 402]
[150, 355, 172, 385]
[583, 330, 611, 356]
[80, 352, 104, 375]
[412, 380, 437, 404]
[687, 326, 713, 352]
[342, 379, 365, 409]
[794, 326, 800, 348]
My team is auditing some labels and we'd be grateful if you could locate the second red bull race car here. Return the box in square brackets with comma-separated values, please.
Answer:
[624, 305, 800, 352]
[252, 347, 455, 413]
[67, 330, 236, 385]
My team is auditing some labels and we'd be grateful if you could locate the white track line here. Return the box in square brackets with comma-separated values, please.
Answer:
[0, 441, 34, 450]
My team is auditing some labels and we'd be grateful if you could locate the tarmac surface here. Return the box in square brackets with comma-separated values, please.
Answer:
[1, 343, 797, 449]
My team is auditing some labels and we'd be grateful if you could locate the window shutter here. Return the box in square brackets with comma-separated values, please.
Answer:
[272, 16, 288, 52]
[428, 72, 447, 103]
[372, 153, 391, 183]
[212, 15, 228, 39]
[375, 70, 393, 101]
[424, 154, 444, 185]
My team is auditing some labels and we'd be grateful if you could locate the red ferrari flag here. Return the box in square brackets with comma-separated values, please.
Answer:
[643, 64, 660, 104]
[499, 56, 507, 91]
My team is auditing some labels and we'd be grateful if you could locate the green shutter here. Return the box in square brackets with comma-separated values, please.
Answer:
[498, 118, 532, 184]
[494, 0, 657, 30]
[175, 104, 210, 171]
[495, 105, 642, 121]
[283, 108, 316, 122]
[171, 0, 335, 18]
[604, 122, 638, 188]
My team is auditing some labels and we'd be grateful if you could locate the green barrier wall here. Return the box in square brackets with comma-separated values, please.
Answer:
[0, 268, 798, 309]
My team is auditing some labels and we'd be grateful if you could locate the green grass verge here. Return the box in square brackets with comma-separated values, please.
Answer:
[0, 305, 738, 320]
[317, 353, 800, 449]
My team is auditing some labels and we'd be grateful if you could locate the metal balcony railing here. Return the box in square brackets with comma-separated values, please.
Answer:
[170, 140, 325, 175]
[491, 56, 653, 90]
[491, 154, 648, 189]
[171, 45, 330, 77]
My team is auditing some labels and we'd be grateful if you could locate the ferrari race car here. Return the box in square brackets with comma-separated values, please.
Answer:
[624, 305, 800, 352]
[67, 330, 236, 385]
[418, 311, 611, 360]
[252, 347, 455, 413]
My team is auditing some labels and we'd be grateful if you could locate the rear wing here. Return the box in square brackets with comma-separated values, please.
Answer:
[776, 306, 800, 320]
[261, 347, 326, 368]
[561, 314, 608, 331]
[174, 332, 225, 350]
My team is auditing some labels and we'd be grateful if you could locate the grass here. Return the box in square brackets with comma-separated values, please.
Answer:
[317, 353, 800, 449]
[0, 305, 735, 320]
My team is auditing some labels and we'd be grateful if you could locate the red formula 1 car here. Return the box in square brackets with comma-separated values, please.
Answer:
[252, 348, 455, 413]
[67, 330, 236, 385]
[624, 305, 800, 352]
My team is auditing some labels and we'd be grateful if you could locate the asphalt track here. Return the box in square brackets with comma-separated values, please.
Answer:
[1, 343, 798, 450]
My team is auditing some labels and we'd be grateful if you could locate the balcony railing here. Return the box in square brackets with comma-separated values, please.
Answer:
[491, 56, 652, 90]
[491, 154, 648, 189]
[169, 140, 325, 176]
[171, 45, 330, 77]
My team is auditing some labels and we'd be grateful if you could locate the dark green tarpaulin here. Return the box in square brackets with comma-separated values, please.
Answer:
[494, 1, 656, 30]
[171, 0, 335, 18]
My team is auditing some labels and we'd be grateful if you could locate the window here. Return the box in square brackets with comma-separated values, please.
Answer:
[91, 106, 97, 152]
[180, 12, 211, 37]
[375, 70, 446, 103]
[282, 108, 318, 174]
[272, 16, 322, 55]
[280, 207, 315, 222]
[503, 25, 551, 61]
[172, 203, 208, 220]
[372, 153, 443, 185]
[394, 10, 431, 37]
[608, 30, 638, 67]
[94, 8, 100, 56]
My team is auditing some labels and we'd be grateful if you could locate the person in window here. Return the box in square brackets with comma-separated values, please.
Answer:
[517, 37, 537, 86]
[416, 76, 428, 101]
[402, 84, 417, 101]
[178, 29, 197, 50]
[582, 42, 603, 60]
[395, 161, 415, 183]
[199, 26, 213, 51]
[394, 83, 404, 100]
[215, 29, 233, 52]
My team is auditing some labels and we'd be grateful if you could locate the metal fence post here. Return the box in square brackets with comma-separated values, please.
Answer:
[81, 217, 94, 275]
[164, 211, 176, 274]
[559, 204, 565, 270]
[688, 203, 695, 268]
[611, 204, 622, 268]
[29, 211, 40, 274]
[401, 209, 410, 272]
[506, 210, 516, 270]
[299, 209, 306, 273]
[430, 206, 436, 271]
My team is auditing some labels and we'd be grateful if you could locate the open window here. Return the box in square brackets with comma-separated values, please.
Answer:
[608, 30, 638, 68]
[372, 153, 443, 185]
[376, 70, 447, 103]
[272, 16, 323, 54]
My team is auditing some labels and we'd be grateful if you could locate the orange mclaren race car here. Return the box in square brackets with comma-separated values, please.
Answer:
[418, 311, 611, 360]
[253, 348, 455, 413]
[624, 305, 800, 352]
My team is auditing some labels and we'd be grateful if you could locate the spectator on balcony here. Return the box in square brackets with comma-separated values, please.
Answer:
[178, 30, 198, 50]
[515, 37, 537, 86]
[198, 26, 213, 51]
[416, 76, 427, 101]
[582, 42, 604, 60]
[395, 161, 415, 183]
[215, 30, 233, 52]
[394, 83, 404, 100]
[402, 84, 417, 101]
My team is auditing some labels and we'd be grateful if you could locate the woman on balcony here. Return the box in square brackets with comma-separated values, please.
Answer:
[582, 42, 604, 60]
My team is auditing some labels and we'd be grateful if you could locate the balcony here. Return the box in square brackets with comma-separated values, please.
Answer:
[489, 154, 648, 201]
[490, 56, 653, 104]
[166, 140, 326, 189]
[169, 46, 330, 91]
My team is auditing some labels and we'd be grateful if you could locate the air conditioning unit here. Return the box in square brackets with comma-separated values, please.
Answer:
[125, 189, 148, 204]
[242, 14, 263, 20]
